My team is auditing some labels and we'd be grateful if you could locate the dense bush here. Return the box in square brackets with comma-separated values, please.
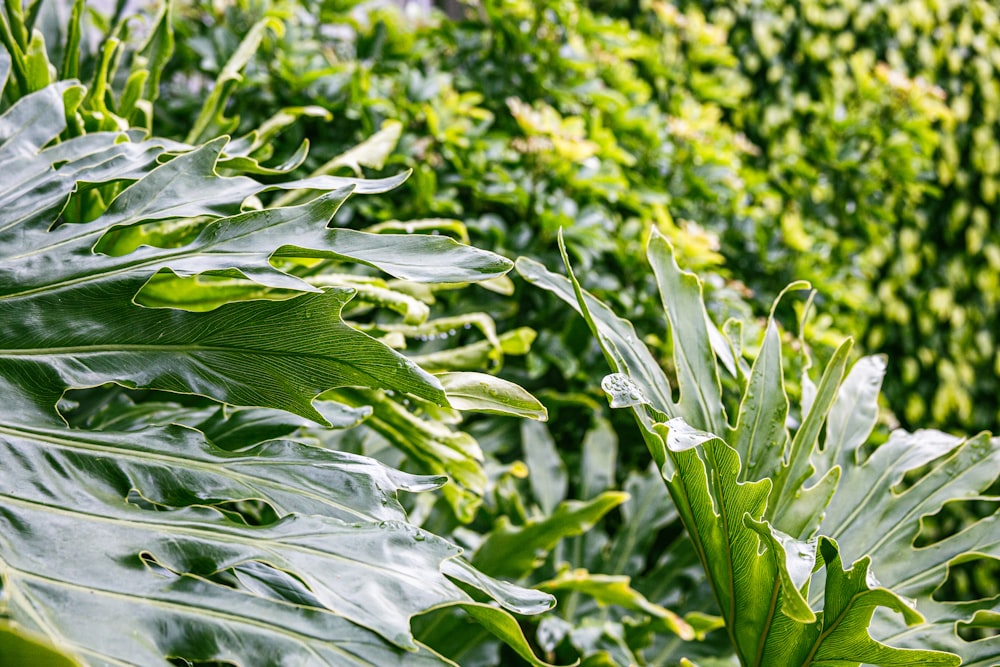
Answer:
[683, 0, 1000, 433]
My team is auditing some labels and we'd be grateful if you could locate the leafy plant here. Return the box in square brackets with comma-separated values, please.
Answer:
[0, 40, 563, 666]
[11, 2, 998, 665]
[519, 230, 1000, 666]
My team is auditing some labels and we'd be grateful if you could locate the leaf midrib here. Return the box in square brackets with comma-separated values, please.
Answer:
[798, 587, 864, 667]
[0, 342, 355, 357]
[754, 578, 782, 667]
[704, 441, 743, 665]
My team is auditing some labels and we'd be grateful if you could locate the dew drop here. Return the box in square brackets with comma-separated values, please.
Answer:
[663, 417, 716, 452]
[601, 373, 650, 408]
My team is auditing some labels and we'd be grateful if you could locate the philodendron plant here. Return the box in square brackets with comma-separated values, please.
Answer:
[518, 230, 999, 666]
[0, 45, 563, 666]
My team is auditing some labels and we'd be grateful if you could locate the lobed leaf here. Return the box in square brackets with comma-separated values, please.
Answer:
[521, 232, 985, 665]
[0, 59, 551, 666]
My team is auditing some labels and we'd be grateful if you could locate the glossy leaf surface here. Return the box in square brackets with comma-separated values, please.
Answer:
[518, 230, 995, 665]
[0, 62, 551, 666]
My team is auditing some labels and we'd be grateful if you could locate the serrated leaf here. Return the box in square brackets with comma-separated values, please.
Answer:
[538, 233, 974, 665]
[799, 539, 959, 667]
[0, 414, 488, 663]
[819, 429, 1000, 663]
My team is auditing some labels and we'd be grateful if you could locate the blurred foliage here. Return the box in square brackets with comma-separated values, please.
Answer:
[155, 0, 761, 365]
[679, 0, 1000, 433]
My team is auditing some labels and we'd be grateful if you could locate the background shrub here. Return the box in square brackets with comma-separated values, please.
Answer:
[684, 0, 1000, 433]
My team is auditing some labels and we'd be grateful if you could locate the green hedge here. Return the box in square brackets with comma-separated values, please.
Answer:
[683, 0, 1000, 433]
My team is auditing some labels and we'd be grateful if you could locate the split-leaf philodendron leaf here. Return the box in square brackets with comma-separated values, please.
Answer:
[0, 51, 555, 666]
[518, 228, 999, 666]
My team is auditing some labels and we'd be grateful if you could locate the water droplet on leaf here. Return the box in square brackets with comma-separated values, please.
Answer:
[601, 373, 650, 408]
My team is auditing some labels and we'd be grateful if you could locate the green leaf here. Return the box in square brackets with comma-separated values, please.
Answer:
[317, 119, 403, 175]
[438, 371, 548, 420]
[516, 253, 677, 470]
[538, 568, 694, 639]
[580, 416, 617, 500]
[0, 415, 494, 663]
[473, 492, 628, 579]
[605, 467, 677, 577]
[766, 340, 852, 539]
[800, 539, 959, 667]
[819, 428, 1000, 662]
[330, 386, 488, 523]
[23, 28, 50, 90]
[516, 252, 675, 416]
[128, 0, 173, 128]
[522, 419, 568, 515]
[0, 68, 550, 665]
[185, 16, 282, 143]
[2, 283, 444, 424]
[729, 321, 788, 483]
[537, 234, 975, 665]
[277, 227, 513, 283]
[459, 602, 569, 667]
[646, 228, 727, 435]
[0, 624, 83, 667]
[442, 557, 555, 616]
